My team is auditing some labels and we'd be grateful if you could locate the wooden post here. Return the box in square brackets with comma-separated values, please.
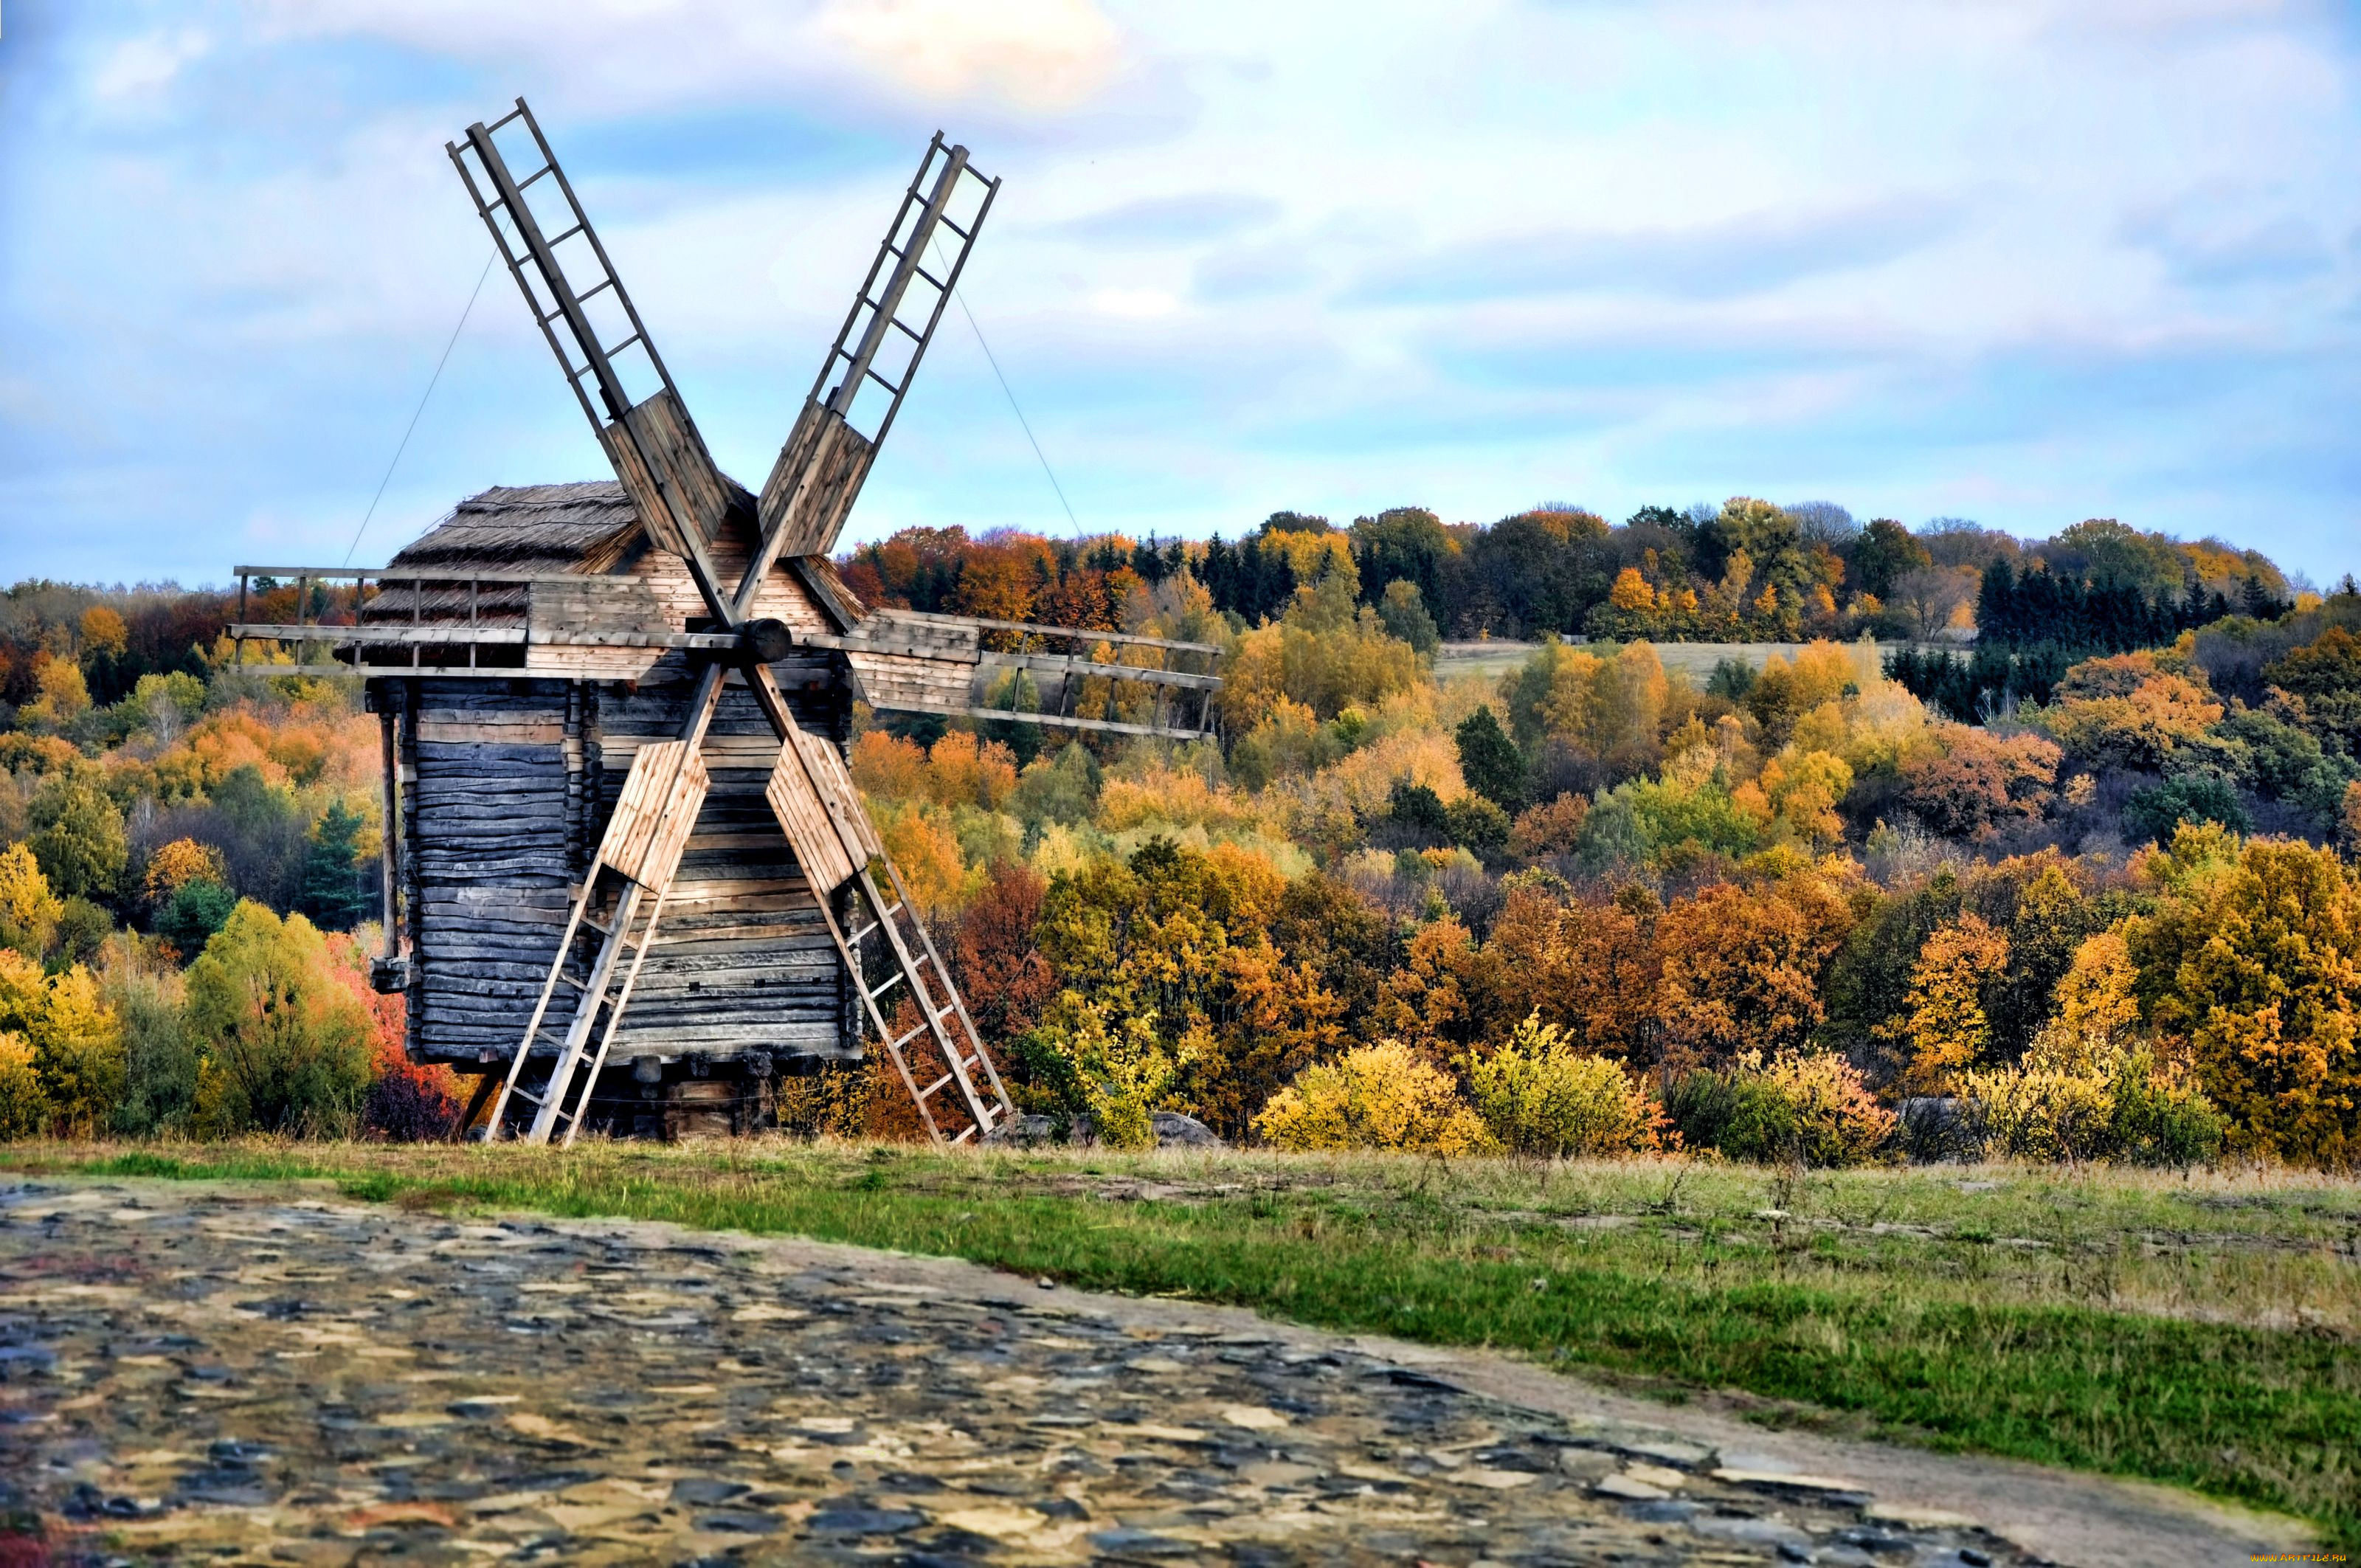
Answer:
[378, 702, 402, 961]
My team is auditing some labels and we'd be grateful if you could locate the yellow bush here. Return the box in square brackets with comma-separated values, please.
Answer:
[0, 1030, 44, 1139]
[1468, 1013, 1658, 1156]
[1254, 1040, 1485, 1153]
[0, 949, 125, 1136]
[1959, 1036, 2224, 1167]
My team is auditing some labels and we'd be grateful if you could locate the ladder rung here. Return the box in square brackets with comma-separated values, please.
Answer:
[938, 215, 971, 241]
[889, 317, 922, 342]
[913, 265, 947, 291]
[518, 164, 553, 189]
[916, 1070, 954, 1100]
[604, 333, 642, 359]
[547, 221, 584, 246]
[867, 973, 905, 1003]
[863, 366, 902, 395]
[577, 277, 614, 302]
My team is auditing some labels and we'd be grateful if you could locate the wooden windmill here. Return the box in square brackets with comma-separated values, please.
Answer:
[229, 100, 1223, 1146]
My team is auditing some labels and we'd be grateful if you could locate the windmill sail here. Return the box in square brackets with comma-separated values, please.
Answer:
[449, 100, 739, 621]
[746, 137, 999, 606]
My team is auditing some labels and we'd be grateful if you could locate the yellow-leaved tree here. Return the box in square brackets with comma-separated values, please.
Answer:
[0, 947, 125, 1136]
[0, 1031, 44, 1139]
[184, 902, 372, 1137]
[2129, 826, 2361, 1166]
[0, 842, 63, 958]
[1898, 914, 2011, 1095]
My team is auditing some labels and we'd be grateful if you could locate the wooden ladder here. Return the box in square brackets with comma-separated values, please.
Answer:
[821, 857, 1012, 1144]
[485, 738, 708, 1146]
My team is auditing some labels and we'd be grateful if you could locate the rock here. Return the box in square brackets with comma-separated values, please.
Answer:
[985, 1111, 1226, 1150]
[1594, 1473, 1671, 1501]
[984, 1113, 1065, 1147]
[1149, 1111, 1225, 1148]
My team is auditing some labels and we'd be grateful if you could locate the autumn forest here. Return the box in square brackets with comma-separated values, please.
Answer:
[4, 497, 2360, 1169]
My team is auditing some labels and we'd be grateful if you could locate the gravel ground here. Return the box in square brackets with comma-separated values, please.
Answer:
[0, 1178, 2304, 1567]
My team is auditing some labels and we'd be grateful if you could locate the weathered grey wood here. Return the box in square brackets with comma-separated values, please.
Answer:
[394, 671, 851, 1071]
[882, 607, 1223, 655]
[378, 706, 402, 961]
[981, 650, 1223, 691]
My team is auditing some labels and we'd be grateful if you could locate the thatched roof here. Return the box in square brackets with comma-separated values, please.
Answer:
[388, 481, 644, 576]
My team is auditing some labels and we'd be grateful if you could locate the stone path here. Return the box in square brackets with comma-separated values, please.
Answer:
[0, 1178, 2303, 1567]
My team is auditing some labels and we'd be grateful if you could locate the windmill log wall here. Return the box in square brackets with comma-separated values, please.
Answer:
[384, 654, 859, 1102]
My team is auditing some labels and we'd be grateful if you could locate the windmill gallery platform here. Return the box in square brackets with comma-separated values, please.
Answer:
[227, 100, 1223, 1147]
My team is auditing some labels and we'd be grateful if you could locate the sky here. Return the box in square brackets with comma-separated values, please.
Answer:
[1, 0, 2358, 587]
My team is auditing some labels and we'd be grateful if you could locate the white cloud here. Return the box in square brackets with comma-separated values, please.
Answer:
[86, 27, 212, 103]
[815, 0, 1120, 110]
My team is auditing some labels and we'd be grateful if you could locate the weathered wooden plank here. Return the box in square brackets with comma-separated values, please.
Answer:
[598, 740, 710, 888]
[981, 651, 1223, 691]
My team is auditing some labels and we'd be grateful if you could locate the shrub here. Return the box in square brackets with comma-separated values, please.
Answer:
[0, 1031, 46, 1139]
[0, 948, 126, 1136]
[1030, 996, 1175, 1150]
[183, 902, 371, 1136]
[1959, 1035, 2225, 1167]
[1467, 1012, 1658, 1156]
[1667, 1049, 1894, 1167]
[362, 1069, 460, 1142]
[101, 939, 197, 1136]
[1254, 1040, 1485, 1153]
[2106, 1047, 2229, 1166]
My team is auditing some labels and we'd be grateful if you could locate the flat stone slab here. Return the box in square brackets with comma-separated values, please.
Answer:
[0, 1177, 2309, 1567]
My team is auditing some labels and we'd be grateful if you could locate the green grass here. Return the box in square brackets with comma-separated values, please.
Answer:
[7, 1141, 2356, 1550]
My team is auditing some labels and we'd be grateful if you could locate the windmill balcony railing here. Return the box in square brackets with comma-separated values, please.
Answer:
[227, 567, 1229, 744]
[227, 564, 744, 674]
